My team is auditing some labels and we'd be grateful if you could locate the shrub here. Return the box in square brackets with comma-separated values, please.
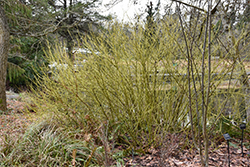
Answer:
[27, 20, 247, 159]
[29, 22, 191, 150]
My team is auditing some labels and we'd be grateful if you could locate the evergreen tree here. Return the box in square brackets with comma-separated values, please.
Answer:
[2, 0, 111, 59]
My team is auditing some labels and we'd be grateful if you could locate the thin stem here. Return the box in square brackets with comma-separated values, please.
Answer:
[176, 2, 198, 153]
[200, 0, 209, 166]
[204, 0, 212, 165]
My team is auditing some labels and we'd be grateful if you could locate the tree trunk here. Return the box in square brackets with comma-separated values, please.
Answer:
[0, 6, 9, 111]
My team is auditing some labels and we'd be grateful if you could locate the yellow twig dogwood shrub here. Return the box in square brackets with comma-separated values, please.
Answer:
[28, 21, 246, 152]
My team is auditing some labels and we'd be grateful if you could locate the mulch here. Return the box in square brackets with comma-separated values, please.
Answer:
[122, 143, 250, 166]
[0, 99, 32, 144]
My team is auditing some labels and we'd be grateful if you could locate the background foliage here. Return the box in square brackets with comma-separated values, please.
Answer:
[1, 0, 111, 90]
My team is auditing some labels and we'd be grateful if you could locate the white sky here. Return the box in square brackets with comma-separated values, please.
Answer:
[101, 0, 171, 23]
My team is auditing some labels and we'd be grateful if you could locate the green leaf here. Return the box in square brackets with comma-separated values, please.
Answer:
[229, 142, 239, 149]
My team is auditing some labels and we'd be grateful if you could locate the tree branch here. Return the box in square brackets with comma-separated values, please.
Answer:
[171, 0, 206, 13]
[171, 0, 221, 15]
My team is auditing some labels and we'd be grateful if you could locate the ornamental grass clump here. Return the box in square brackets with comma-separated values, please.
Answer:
[0, 120, 101, 166]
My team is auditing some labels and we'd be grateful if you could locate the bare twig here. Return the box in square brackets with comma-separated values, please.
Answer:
[172, 0, 206, 13]
[176, 2, 198, 151]
[204, 0, 212, 164]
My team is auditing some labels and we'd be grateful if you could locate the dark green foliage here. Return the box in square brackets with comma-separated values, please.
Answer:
[2, 0, 112, 89]
[7, 36, 48, 89]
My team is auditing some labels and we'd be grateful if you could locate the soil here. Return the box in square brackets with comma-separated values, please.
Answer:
[122, 141, 250, 166]
[0, 91, 32, 144]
